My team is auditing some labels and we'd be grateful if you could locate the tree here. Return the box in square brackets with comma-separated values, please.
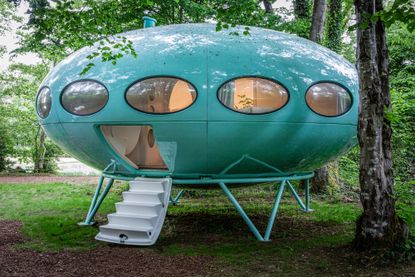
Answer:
[309, 0, 326, 43]
[388, 23, 415, 181]
[325, 0, 342, 53]
[294, 0, 311, 19]
[0, 0, 20, 56]
[0, 63, 61, 172]
[354, 0, 408, 250]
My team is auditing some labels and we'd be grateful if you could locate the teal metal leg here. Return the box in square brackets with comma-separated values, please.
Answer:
[219, 182, 265, 241]
[79, 177, 114, 226]
[87, 176, 104, 218]
[169, 190, 185, 206]
[286, 181, 307, 211]
[264, 180, 286, 240]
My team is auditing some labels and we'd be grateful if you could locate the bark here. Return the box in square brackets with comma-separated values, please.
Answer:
[354, 0, 408, 250]
[294, 0, 311, 19]
[310, 0, 326, 43]
[33, 127, 46, 173]
[262, 0, 273, 13]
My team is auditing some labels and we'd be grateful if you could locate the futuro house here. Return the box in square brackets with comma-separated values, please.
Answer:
[36, 18, 358, 245]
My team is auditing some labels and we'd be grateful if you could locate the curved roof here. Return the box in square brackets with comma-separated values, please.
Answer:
[44, 23, 357, 87]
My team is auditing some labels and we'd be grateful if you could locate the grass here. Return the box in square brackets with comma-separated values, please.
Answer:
[0, 181, 413, 275]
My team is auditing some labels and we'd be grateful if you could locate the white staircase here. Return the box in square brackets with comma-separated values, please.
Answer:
[95, 177, 172, 246]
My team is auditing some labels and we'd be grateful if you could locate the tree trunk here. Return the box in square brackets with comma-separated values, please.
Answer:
[310, 0, 326, 43]
[294, 0, 311, 19]
[354, 0, 408, 250]
[33, 127, 46, 173]
[262, 0, 273, 13]
[310, 162, 340, 194]
[325, 0, 342, 53]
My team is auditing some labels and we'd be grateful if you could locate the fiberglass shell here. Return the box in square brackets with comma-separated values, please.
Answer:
[37, 23, 358, 178]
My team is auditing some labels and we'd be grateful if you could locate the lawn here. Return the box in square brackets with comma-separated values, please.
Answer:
[0, 181, 413, 276]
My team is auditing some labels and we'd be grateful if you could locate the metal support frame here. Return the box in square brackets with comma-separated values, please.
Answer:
[169, 190, 185, 206]
[218, 176, 312, 241]
[79, 161, 117, 226]
[79, 156, 313, 242]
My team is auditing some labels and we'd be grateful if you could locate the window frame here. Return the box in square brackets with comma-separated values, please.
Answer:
[305, 81, 353, 118]
[216, 76, 290, 115]
[60, 79, 109, 116]
[124, 75, 198, 115]
[36, 86, 52, 119]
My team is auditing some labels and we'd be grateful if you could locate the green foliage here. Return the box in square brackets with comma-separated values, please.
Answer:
[0, 124, 12, 171]
[293, 0, 311, 19]
[395, 180, 415, 234]
[324, 0, 342, 53]
[277, 17, 311, 39]
[0, 63, 61, 172]
[382, 0, 415, 32]
[388, 23, 415, 181]
[0, 0, 20, 35]
[339, 146, 359, 188]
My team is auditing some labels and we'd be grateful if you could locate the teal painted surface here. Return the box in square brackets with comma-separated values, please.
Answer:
[37, 24, 358, 179]
[142, 16, 157, 28]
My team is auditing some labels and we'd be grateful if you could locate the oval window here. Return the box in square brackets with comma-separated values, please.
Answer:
[306, 82, 352, 116]
[61, 80, 108, 116]
[36, 87, 52, 119]
[126, 77, 197, 114]
[218, 77, 289, 114]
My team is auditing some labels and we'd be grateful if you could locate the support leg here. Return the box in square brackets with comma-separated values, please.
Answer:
[87, 176, 104, 218]
[169, 190, 185, 206]
[286, 181, 307, 211]
[219, 182, 265, 241]
[264, 180, 286, 240]
[79, 177, 114, 226]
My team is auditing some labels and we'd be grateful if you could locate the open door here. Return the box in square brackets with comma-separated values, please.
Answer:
[101, 125, 167, 170]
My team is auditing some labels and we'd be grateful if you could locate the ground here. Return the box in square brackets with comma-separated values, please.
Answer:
[0, 176, 413, 276]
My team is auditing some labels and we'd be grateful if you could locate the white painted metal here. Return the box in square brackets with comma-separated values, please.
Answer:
[95, 177, 172, 246]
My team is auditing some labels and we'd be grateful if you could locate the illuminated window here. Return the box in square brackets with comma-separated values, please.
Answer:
[61, 80, 108, 116]
[306, 82, 352, 116]
[218, 77, 289, 114]
[126, 77, 197, 114]
[36, 87, 52, 119]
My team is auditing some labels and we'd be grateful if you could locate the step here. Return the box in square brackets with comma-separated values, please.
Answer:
[96, 177, 172, 246]
[115, 202, 161, 216]
[122, 191, 163, 204]
[96, 224, 152, 245]
[129, 180, 166, 192]
[107, 213, 157, 228]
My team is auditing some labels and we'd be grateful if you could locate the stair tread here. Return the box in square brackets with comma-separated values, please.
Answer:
[124, 190, 164, 194]
[100, 223, 153, 232]
[108, 213, 158, 219]
[116, 202, 161, 207]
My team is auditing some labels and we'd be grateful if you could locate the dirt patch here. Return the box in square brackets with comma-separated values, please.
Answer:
[0, 221, 215, 277]
[0, 176, 99, 185]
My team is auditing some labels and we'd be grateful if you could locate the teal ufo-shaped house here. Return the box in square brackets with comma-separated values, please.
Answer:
[36, 20, 358, 245]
